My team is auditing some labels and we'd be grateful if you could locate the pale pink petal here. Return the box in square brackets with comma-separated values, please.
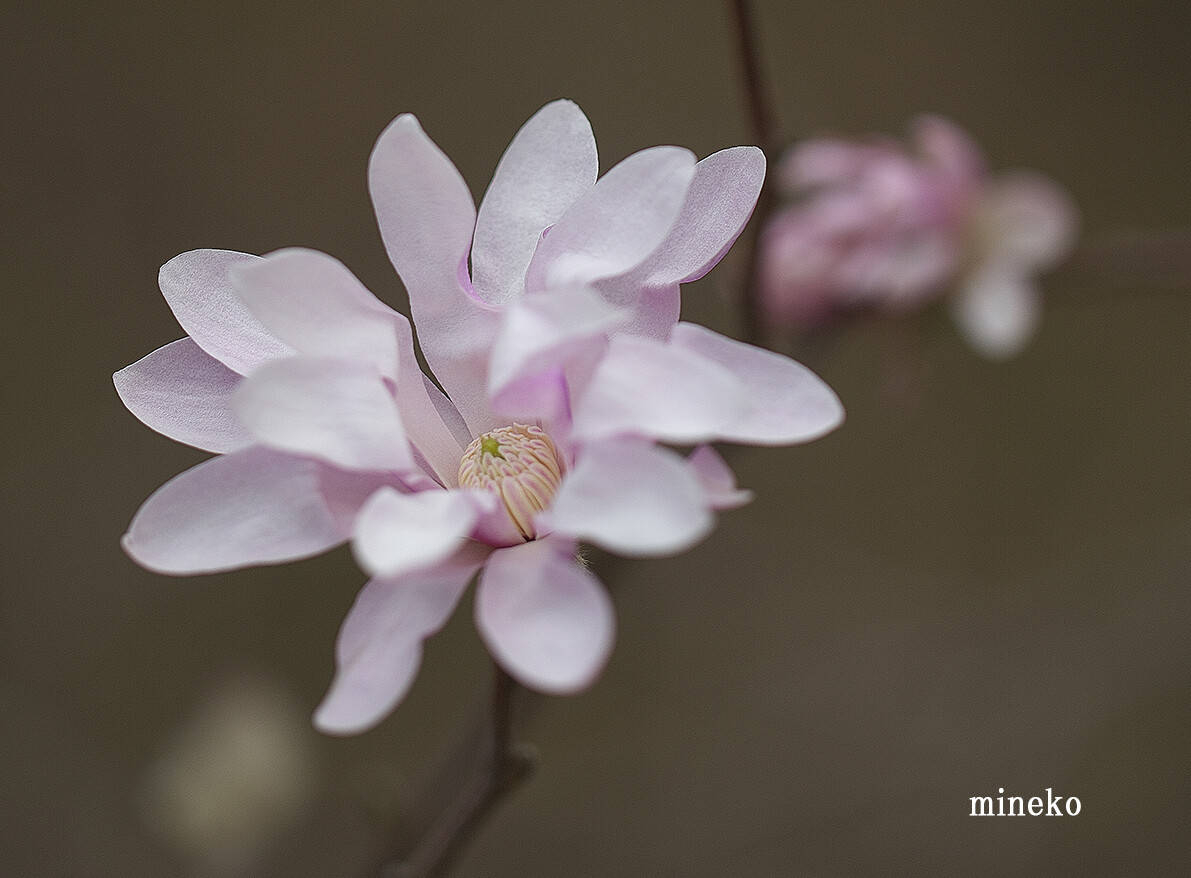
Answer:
[487, 287, 624, 398]
[687, 445, 753, 510]
[315, 545, 488, 735]
[231, 356, 414, 472]
[369, 113, 502, 436]
[489, 366, 576, 445]
[158, 249, 293, 375]
[524, 146, 696, 293]
[229, 248, 404, 380]
[114, 338, 254, 453]
[122, 448, 347, 575]
[540, 438, 714, 556]
[472, 100, 598, 305]
[571, 334, 749, 444]
[351, 487, 480, 578]
[670, 323, 845, 444]
[951, 265, 1041, 359]
[912, 114, 986, 190]
[476, 538, 614, 694]
[976, 172, 1079, 271]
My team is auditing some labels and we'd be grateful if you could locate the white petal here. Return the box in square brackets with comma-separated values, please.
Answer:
[314, 546, 487, 735]
[669, 322, 845, 444]
[231, 356, 414, 472]
[525, 146, 696, 293]
[122, 448, 348, 575]
[229, 248, 404, 380]
[114, 338, 254, 453]
[571, 334, 749, 444]
[369, 113, 503, 436]
[540, 439, 714, 556]
[158, 249, 293, 375]
[951, 265, 1041, 359]
[472, 100, 598, 305]
[351, 487, 480, 578]
[975, 172, 1079, 271]
[476, 539, 615, 694]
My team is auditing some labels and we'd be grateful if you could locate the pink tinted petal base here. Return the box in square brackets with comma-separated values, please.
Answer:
[476, 539, 614, 694]
[471, 100, 599, 305]
[314, 545, 489, 735]
[369, 113, 503, 437]
[114, 338, 254, 454]
[158, 250, 293, 375]
[122, 447, 348, 575]
[670, 323, 845, 444]
[540, 438, 714, 556]
[231, 356, 415, 473]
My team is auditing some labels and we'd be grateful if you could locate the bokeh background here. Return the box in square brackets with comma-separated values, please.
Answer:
[3, 1, 1189, 875]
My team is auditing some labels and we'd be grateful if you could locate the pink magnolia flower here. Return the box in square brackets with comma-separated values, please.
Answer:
[758, 115, 1078, 358]
[116, 100, 843, 735]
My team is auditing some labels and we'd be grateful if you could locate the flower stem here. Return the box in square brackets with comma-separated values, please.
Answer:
[726, 0, 780, 346]
[373, 664, 535, 878]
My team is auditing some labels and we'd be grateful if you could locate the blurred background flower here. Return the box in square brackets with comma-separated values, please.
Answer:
[759, 114, 1078, 358]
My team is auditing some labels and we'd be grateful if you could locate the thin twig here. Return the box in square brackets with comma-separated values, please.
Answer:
[727, 0, 782, 345]
[372, 664, 535, 878]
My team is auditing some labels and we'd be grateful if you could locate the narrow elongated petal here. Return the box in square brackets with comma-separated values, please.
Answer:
[600, 147, 766, 338]
[158, 250, 293, 375]
[114, 338, 254, 453]
[229, 248, 404, 380]
[669, 323, 844, 444]
[122, 448, 347, 575]
[472, 100, 598, 305]
[687, 445, 753, 510]
[231, 356, 414, 473]
[540, 439, 714, 556]
[351, 487, 480, 578]
[951, 265, 1040, 360]
[369, 113, 502, 436]
[315, 546, 487, 735]
[476, 539, 614, 694]
[571, 335, 749, 444]
[524, 146, 697, 293]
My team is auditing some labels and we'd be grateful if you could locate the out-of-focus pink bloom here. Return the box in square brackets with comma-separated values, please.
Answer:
[759, 115, 1078, 358]
[115, 101, 844, 734]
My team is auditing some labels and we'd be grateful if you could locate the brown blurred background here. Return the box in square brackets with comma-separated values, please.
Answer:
[2, 1, 1189, 875]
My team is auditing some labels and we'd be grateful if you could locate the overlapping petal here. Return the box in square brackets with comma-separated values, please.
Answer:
[114, 338, 254, 453]
[669, 322, 845, 444]
[472, 100, 598, 305]
[229, 248, 404, 380]
[525, 146, 696, 293]
[122, 447, 348, 575]
[476, 539, 614, 694]
[158, 249, 293, 375]
[351, 487, 483, 578]
[541, 438, 714, 556]
[231, 356, 414, 473]
[315, 545, 488, 735]
[687, 445, 754, 511]
[370, 113, 502, 436]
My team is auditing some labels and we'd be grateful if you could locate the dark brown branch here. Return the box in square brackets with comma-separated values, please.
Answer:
[372, 664, 535, 878]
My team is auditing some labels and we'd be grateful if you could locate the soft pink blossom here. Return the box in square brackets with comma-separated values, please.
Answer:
[758, 115, 1078, 358]
[116, 101, 843, 734]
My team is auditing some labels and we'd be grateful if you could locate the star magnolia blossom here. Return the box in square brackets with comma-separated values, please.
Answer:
[116, 100, 843, 735]
[758, 115, 1078, 358]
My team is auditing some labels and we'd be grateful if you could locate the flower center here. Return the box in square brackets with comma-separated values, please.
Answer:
[457, 424, 565, 540]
